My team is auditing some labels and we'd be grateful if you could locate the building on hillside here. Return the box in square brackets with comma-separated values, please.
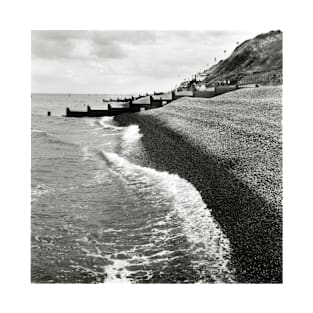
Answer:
[197, 83, 207, 91]
[238, 70, 282, 85]
[196, 72, 207, 82]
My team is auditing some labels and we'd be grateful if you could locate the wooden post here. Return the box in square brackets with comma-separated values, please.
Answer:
[171, 91, 175, 100]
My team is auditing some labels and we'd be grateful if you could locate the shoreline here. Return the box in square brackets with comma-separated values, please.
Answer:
[115, 86, 282, 283]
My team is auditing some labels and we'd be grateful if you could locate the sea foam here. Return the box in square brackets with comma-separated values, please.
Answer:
[97, 117, 123, 131]
[100, 150, 235, 283]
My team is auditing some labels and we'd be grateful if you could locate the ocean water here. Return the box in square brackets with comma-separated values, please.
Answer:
[31, 94, 234, 283]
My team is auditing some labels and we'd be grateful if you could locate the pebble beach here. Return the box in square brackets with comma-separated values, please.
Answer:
[116, 86, 283, 283]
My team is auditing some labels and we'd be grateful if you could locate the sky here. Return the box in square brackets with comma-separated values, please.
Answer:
[32, 30, 264, 94]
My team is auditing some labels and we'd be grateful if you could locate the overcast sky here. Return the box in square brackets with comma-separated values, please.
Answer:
[32, 30, 263, 94]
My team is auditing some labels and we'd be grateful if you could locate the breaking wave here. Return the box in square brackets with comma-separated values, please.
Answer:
[121, 125, 143, 155]
[95, 117, 123, 132]
[99, 151, 235, 283]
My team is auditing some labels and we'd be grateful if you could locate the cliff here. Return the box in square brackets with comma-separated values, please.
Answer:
[204, 30, 282, 85]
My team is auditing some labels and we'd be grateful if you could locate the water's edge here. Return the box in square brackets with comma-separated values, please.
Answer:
[115, 112, 283, 283]
[31, 112, 235, 283]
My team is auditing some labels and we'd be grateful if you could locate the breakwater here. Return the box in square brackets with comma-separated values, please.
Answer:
[65, 86, 238, 118]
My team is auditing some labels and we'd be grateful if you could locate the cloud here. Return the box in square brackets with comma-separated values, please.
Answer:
[31, 30, 158, 60]
[92, 30, 157, 45]
[31, 30, 247, 62]
[32, 30, 261, 93]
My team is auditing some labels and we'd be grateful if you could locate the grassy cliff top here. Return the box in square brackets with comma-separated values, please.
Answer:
[204, 30, 282, 84]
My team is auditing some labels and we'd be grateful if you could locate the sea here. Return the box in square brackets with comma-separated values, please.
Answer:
[31, 93, 234, 283]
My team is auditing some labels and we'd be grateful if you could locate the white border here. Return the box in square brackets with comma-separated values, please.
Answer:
[1, 0, 312, 312]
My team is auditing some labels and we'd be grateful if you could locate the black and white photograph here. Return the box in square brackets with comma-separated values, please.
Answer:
[31, 29, 282, 284]
[2, 0, 313, 312]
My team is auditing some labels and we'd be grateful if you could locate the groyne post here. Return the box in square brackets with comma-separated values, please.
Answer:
[171, 90, 176, 101]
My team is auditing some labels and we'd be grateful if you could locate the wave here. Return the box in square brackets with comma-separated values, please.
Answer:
[93, 117, 124, 132]
[121, 125, 143, 156]
[31, 183, 56, 201]
[104, 258, 133, 283]
[32, 128, 76, 147]
[99, 151, 235, 283]
[122, 125, 143, 145]
[81, 146, 93, 161]
[31, 129, 52, 136]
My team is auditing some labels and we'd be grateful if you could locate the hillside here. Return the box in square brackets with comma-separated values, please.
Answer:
[203, 30, 282, 85]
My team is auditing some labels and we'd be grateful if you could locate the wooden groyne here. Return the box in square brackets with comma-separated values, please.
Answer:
[65, 85, 239, 118]
[66, 105, 130, 117]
